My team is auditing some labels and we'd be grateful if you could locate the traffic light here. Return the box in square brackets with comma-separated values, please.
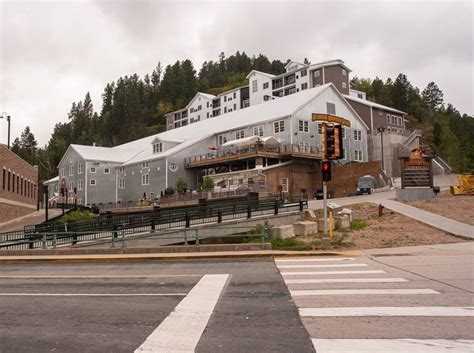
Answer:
[322, 124, 344, 160]
[322, 161, 331, 181]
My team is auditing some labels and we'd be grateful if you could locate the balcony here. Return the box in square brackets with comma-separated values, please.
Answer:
[185, 144, 322, 168]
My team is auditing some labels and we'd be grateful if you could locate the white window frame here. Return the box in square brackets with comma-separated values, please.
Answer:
[77, 179, 84, 191]
[342, 69, 347, 76]
[235, 130, 245, 140]
[343, 148, 347, 160]
[341, 127, 346, 139]
[217, 134, 227, 146]
[253, 125, 264, 137]
[314, 70, 320, 77]
[342, 82, 347, 89]
[90, 167, 96, 173]
[354, 149, 363, 161]
[354, 129, 362, 141]
[153, 142, 163, 153]
[301, 83, 308, 90]
[273, 120, 285, 134]
[317, 123, 323, 135]
[142, 162, 149, 169]
[298, 120, 309, 133]
[104, 168, 110, 174]
[281, 177, 289, 193]
[90, 179, 96, 186]
[78, 163, 84, 174]
[118, 178, 125, 189]
[119, 167, 125, 173]
[141, 173, 149, 186]
[301, 69, 307, 77]
[252, 80, 258, 93]
[68, 181, 74, 191]
[69, 165, 74, 176]
[263, 82, 269, 90]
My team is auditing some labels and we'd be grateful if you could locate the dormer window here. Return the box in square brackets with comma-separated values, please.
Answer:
[153, 142, 163, 153]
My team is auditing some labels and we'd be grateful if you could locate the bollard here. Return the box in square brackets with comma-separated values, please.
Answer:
[195, 229, 199, 245]
[151, 218, 155, 233]
[299, 200, 304, 212]
[247, 206, 251, 219]
[378, 204, 385, 217]
[121, 228, 126, 248]
[53, 234, 57, 249]
[185, 212, 190, 228]
[217, 210, 222, 223]
[42, 234, 47, 249]
[184, 229, 188, 245]
[274, 200, 279, 215]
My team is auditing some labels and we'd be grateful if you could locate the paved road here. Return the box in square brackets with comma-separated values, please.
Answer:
[275, 242, 474, 352]
[0, 209, 62, 233]
[0, 258, 314, 353]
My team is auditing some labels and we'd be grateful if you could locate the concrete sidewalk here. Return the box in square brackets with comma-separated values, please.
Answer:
[375, 198, 474, 239]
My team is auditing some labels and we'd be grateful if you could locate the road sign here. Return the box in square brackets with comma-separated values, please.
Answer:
[312, 113, 351, 127]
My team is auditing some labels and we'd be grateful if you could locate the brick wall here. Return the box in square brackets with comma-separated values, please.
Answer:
[0, 144, 38, 222]
[262, 160, 381, 199]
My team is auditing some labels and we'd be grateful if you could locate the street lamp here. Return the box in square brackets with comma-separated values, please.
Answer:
[0, 112, 11, 149]
[377, 126, 387, 171]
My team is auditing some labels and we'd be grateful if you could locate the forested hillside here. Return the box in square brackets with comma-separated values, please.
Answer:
[10, 52, 473, 182]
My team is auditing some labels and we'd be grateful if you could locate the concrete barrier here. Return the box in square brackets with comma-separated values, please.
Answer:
[270, 225, 295, 240]
[317, 218, 335, 232]
[293, 221, 318, 236]
[335, 215, 351, 229]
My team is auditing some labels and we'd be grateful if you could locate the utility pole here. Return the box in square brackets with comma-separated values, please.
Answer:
[1, 113, 11, 149]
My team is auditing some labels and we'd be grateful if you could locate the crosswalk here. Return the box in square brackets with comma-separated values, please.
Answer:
[275, 256, 474, 353]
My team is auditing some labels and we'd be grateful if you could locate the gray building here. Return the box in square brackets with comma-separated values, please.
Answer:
[58, 83, 369, 206]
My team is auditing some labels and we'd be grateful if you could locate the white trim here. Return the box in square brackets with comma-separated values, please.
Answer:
[300, 306, 474, 317]
[278, 263, 368, 269]
[285, 278, 407, 284]
[281, 270, 386, 276]
[290, 288, 440, 296]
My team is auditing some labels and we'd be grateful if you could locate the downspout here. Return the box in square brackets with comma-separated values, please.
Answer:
[165, 158, 169, 188]
[84, 161, 88, 205]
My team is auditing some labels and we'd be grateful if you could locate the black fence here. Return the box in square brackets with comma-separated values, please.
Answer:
[0, 196, 307, 250]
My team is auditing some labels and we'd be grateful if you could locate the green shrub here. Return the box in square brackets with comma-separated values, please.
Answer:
[175, 178, 187, 193]
[271, 238, 313, 251]
[350, 219, 368, 230]
[164, 186, 175, 195]
[61, 210, 92, 223]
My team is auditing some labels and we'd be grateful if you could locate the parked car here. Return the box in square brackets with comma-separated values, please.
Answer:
[314, 190, 333, 200]
[356, 175, 376, 195]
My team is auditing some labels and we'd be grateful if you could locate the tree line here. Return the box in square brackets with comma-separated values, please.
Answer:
[10, 52, 473, 182]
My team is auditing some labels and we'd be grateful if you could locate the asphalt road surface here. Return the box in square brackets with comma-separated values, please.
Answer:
[275, 243, 474, 352]
[0, 258, 314, 353]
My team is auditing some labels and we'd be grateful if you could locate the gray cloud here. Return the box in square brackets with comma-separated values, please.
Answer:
[0, 0, 472, 146]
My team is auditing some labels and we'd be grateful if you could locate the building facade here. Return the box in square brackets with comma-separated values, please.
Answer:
[0, 144, 38, 222]
[58, 84, 370, 206]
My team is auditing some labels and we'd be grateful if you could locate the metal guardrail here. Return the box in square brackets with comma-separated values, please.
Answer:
[0, 197, 307, 250]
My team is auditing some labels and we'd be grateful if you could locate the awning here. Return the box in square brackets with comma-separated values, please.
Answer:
[222, 136, 280, 147]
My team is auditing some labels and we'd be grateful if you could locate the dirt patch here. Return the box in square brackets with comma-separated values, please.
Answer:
[405, 191, 474, 226]
[304, 203, 470, 250]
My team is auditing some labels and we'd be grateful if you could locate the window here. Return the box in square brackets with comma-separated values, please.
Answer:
[273, 120, 285, 133]
[354, 150, 363, 161]
[234, 103, 236, 110]
[153, 142, 163, 153]
[398, 117, 402, 126]
[78, 163, 84, 174]
[119, 167, 125, 173]
[207, 102, 209, 108]
[77, 198, 83, 205]
[298, 120, 309, 132]
[233, 92, 236, 99]
[104, 168, 110, 174]
[253, 125, 264, 137]
[314, 70, 320, 77]
[235, 130, 245, 140]
[379, 109, 383, 115]
[68, 181, 74, 191]
[69, 165, 74, 176]
[142, 162, 149, 168]
[263, 82, 269, 89]
[218, 135, 227, 146]
[207, 112, 210, 118]
[77, 179, 84, 190]
[281, 178, 289, 193]
[141, 173, 149, 185]
[252, 80, 258, 93]
[198, 105, 202, 110]
[387, 115, 391, 124]
[2, 169, 5, 190]
[342, 82, 347, 89]
[301, 83, 308, 90]
[224, 107, 227, 113]
[224, 96, 227, 102]
[298, 141, 310, 152]
[118, 178, 125, 189]
[318, 123, 323, 134]
[341, 127, 346, 139]
[90, 179, 96, 186]
[326, 102, 336, 115]
[90, 167, 96, 173]
[301, 69, 307, 77]
[358, 93, 363, 99]
[342, 69, 347, 76]
[354, 130, 362, 141]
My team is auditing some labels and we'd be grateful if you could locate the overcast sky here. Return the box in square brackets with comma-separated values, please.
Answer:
[1, 0, 472, 146]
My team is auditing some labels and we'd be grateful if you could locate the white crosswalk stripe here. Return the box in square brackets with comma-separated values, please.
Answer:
[275, 257, 355, 262]
[277, 263, 369, 269]
[275, 257, 470, 352]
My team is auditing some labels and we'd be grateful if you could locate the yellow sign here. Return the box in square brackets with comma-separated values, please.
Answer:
[312, 113, 351, 127]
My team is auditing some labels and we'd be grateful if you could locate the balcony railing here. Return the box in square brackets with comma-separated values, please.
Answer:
[185, 144, 322, 167]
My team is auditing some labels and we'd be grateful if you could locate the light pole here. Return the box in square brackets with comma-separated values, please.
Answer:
[377, 126, 387, 171]
[0, 112, 11, 149]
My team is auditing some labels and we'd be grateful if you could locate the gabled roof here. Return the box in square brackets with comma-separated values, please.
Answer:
[44, 176, 59, 184]
[58, 144, 142, 167]
[245, 70, 276, 79]
[285, 61, 306, 69]
[344, 95, 406, 115]
[308, 59, 351, 73]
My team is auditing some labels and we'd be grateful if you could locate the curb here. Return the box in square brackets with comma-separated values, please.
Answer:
[0, 250, 362, 263]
